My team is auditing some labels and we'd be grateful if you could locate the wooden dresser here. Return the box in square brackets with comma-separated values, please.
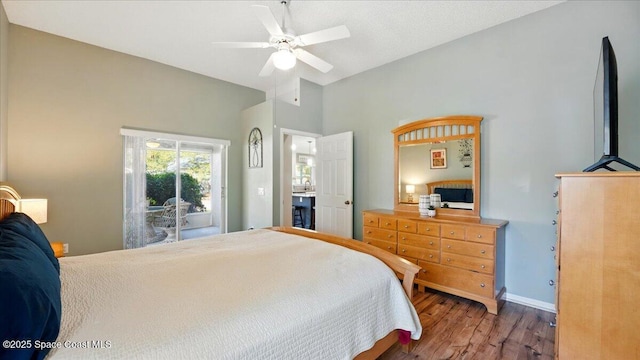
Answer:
[363, 209, 508, 314]
[555, 173, 640, 359]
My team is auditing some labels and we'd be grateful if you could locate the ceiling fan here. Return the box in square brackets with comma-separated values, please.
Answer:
[212, 1, 350, 76]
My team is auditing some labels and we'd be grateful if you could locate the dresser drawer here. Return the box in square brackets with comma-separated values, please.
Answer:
[363, 226, 397, 242]
[418, 262, 494, 298]
[398, 233, 440, 250]
[441, 224, 466, 240]
[465, 226, 495, 245]
[400, 256, 418, 264]
[397, 219, 417, 233]
[379, 216, 398, 230]
[441, 253, 494, 274]
[442, 239, 494, 259]
[363, 238, 396, 253]
[398, 244, 440, 262]
[363, 213, 379, 227]
[417, 222, 440, 236]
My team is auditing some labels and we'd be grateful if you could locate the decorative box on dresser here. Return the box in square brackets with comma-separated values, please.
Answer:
[363, 209, 508, 314]
[555, 173, 640, 359]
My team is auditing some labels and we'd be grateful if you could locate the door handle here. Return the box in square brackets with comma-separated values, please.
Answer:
[344, 200, 352, 205]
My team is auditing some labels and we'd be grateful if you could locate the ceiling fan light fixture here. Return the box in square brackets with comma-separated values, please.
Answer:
[273, 48, 296, 70]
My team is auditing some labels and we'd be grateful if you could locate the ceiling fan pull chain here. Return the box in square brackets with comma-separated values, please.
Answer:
[281, 1, 287, 31]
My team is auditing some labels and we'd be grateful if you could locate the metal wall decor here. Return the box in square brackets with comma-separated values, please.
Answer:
[458, 139, 473, 168]
[248, 127, 263, 168]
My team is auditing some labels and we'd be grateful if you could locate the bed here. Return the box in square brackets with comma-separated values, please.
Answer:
[426, 179, 474, 210]
[0, 184, 421, 360]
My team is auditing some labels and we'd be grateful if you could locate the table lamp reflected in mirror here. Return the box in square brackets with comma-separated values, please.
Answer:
[405, 185, 415, 203]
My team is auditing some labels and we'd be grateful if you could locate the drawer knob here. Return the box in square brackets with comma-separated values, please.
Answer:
[386, 222, 391, 226]
[429, 254, 433, 258]
[477, 234, 482, 238]
[481, 264, 485, 269]
[552, 220, 557, 225]
[450, 231, 455, 235]
[401, 249, 406, 253]
[402, 236, 406, 240]
[387, 246, 392, 250]
[480, 283, 485, 288]
[404, 225, 409, 228]
[367, 231, 371, 234]
[429, 241, 434, 245]
[366, 241, 371, 244]
[447, 245, 451, 249]
[480, 250, 486, 254]
[446, 258, 451, 262]
[426, 228, 430, 231]
[388, 235, 393, 238]
[549, 280, 555, 286]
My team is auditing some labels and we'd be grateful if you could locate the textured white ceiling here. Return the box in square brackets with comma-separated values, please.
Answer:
[1, 0, 563, 92]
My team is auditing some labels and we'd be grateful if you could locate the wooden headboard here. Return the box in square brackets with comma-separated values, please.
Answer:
[0, 184, 20, 221]
[426, 179, 473, 195]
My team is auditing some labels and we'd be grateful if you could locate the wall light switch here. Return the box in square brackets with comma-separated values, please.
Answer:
[258, 187, 265, 196]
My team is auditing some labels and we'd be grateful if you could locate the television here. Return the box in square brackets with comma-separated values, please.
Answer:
[584, 36, 639, 171]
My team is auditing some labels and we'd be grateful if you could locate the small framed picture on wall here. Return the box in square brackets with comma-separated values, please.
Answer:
[430, 149, 447, 169]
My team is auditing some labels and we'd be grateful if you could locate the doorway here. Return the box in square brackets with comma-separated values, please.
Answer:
[279, 129, 354, 238]
[122, 128, 228, 248]
[279, 128, 320, 229]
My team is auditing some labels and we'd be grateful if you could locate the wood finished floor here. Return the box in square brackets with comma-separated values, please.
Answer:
[379, 290, 556, 360]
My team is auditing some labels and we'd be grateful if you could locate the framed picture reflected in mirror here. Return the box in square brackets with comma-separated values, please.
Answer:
[430, 149, 447, 169]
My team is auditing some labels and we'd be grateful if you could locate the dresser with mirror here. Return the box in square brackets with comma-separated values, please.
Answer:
[363, 115, 508, 314]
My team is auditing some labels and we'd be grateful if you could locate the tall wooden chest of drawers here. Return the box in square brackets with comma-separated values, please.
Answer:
[555, 173, 640, 359]
[363, 209, 507, 314]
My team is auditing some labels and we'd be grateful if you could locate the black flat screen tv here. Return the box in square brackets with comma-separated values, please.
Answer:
[584, 36, 639, 171]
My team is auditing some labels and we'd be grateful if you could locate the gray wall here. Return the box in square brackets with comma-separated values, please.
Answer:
[0, 4, 8, 181]
[240, 80, 323, 229]
[322, 1, 640, 305]
[272, 79, 323, 225]
[8, 25, 264, 255]
[242, 101, 274, 230]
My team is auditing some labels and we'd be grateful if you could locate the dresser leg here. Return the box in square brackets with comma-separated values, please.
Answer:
[484, 287, 506, 315]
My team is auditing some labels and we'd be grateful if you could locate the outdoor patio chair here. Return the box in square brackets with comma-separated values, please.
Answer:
[154, 200, 190, 227]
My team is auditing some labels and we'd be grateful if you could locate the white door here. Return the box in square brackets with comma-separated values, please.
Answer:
[315, 131, 354, 238]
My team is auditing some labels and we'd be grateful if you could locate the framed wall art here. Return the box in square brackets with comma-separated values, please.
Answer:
[248, 127, 263, 168]
[430, 149, 447, 169]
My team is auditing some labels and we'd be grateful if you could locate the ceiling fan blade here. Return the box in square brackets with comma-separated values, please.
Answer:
[259, 52, 276, 77]
[252, 5, 284, 37]
[296, 25, 350, 46]
[211, 42, 270, 49]
[294, 48, 333, 73]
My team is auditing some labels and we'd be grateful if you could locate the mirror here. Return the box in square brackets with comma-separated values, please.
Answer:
[393, 115, 482, 218]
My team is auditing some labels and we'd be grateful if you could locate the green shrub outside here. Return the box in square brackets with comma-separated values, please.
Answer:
[146, 172, 204, 212]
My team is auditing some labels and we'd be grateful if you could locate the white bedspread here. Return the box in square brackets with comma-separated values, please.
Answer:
[49, 229, 421, 359]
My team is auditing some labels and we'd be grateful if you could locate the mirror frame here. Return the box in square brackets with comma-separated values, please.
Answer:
[392, 115, 483, 219]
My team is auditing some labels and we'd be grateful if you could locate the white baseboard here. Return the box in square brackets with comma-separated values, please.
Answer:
[504, 292, 556, 313]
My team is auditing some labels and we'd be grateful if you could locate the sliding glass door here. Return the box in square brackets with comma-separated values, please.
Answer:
[122, 129, 228, 249]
